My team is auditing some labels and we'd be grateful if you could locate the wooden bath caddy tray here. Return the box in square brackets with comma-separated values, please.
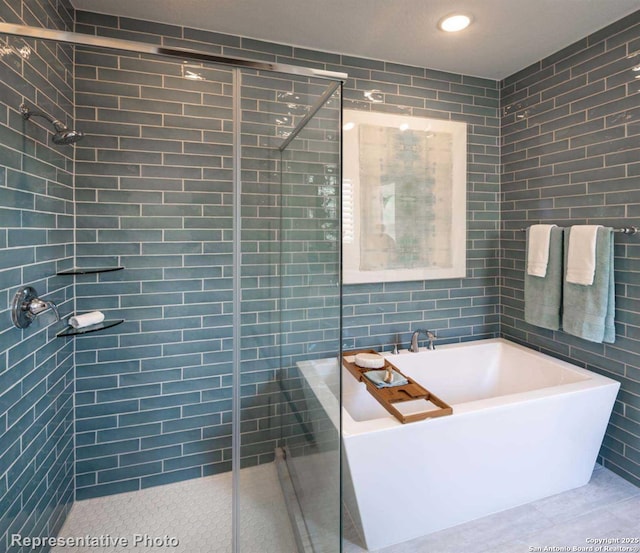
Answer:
[343, 350, 453, 424]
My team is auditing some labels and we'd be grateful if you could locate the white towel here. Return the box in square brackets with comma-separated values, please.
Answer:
[566, 225, 601, 285]
[69, 311, 105, 329]
[527, 224, 556, 277]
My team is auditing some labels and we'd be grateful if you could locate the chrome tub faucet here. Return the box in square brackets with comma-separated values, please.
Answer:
[409, 329, 436, 352]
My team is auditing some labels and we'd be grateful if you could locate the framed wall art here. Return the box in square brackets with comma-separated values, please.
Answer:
[342, 109, 467, 284]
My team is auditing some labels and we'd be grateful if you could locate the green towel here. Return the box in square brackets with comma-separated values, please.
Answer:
[524, 226, 563, 330]
[562, 227, 615, 343]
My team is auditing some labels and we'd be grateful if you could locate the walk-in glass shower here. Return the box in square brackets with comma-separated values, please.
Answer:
[0, 23, 342, 553]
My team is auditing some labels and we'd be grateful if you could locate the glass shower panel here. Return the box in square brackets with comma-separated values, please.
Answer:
[1, 25, 343, 553]
[238, 70, 342, 553]
[277, 86, 342, 553]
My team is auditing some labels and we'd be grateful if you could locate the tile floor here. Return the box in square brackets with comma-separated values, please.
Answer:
[343, 464, 640, 553]
[52, 463, 296, 553]
[51, 463, 639, 553]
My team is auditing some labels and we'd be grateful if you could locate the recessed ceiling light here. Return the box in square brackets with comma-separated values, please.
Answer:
[438, 14, 472, 33]
[343, 122, 355, 131]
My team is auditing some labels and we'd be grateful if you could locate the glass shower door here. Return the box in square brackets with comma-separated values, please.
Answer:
[0, 22, 343, 553]
[237, 71, 342, 553]
[277, 84, 342, 553]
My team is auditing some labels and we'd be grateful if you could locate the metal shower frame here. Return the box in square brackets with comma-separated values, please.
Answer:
[0, 23, 346, 79]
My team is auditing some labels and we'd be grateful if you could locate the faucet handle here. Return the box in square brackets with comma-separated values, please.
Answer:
[44, 300, 60, 321]
[426, 330, 437, 350]
[392, 333, 401, 354]
[12, 286, 60, 328]
[28, 297, 59, 319]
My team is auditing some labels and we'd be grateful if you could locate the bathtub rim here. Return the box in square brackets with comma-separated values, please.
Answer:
[342, 338, 620, 436]
[297, 338, 621, 437]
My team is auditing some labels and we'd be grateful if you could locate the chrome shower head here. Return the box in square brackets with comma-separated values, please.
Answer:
[53, 128, 84, 145]
[20, 103, 84, 146]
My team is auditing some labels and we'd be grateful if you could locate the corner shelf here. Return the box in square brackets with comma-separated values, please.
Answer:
[55, 266, 126, 337]
[56, 267, 124, 276]
[57, 319, 124, 338]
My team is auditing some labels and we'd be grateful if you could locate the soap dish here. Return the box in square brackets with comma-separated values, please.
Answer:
[56, 319, 124, 337]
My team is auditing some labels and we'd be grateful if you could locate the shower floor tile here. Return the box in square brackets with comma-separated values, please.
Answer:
[52, 463, 297, 553]
[343, 465, 640, 553]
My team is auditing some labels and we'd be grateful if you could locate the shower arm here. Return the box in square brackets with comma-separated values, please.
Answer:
[20, 103, 67, 132]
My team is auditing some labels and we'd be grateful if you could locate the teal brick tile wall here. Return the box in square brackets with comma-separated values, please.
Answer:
[69, 10, 499, 497]
[0, 0, 76, 550]
[500, 11, 640, 486]
[72, 47, 236, 499]
[74, 12, 501, 357]
[0, 0, 637, 526]
[71, 39, 341, 497]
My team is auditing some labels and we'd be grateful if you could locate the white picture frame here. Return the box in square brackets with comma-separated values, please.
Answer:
[342, 109, 467, 284]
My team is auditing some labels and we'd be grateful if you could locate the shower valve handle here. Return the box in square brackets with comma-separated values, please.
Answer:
[12, 286, 60, 329]
[28, 297, 60, 319]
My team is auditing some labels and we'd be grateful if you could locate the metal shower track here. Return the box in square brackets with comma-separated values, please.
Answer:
[0, 23, 347, 81]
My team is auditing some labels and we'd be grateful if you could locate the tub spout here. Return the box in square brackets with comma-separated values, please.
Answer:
[410, 329, 436, 352]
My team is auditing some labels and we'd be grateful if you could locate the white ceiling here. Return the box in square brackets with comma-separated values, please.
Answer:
[69, 0, 640, 80]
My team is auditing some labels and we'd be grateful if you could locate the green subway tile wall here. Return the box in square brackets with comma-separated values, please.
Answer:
[0, 1, 76, 551]
[72, 46, 236, 498]
[1, 5, 638, 544]
[500, 10, 640, 487]
[73, 10, 501, 357]
[71, 31, 342, 494]
[69, 10, 499, 498]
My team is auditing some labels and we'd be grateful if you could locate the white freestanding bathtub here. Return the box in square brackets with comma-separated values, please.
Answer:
[298, 338, 620, 551]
